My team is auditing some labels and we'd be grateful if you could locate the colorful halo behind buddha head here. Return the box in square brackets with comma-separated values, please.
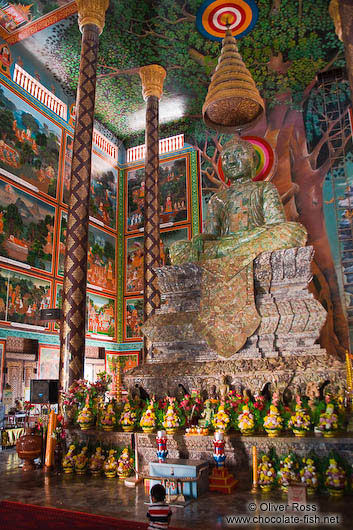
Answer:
[217, 136, 276, 183]
[196, 0, 259, 42]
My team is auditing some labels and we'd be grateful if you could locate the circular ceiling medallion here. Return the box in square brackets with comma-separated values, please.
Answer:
[196, 0, 259, 42]
[217, 136, 276, 183]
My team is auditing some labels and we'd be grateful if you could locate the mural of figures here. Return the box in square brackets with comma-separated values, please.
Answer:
[86, 292, 115, 340]
[61, 133, 73, 204]
[0, 84, 61, 197]
[39, 345, 59, 379]
[0, 3, 73, 34]
[124, 298, 143, 340]
[63, 146, 117, 228]
[127, 156, 188, 232]
[126, 227, 189, 294]
[0, 267, 51, 327]
[105, 352, 139, 393]
[58, 211, 116, 291]
[0, 179, 55, 272]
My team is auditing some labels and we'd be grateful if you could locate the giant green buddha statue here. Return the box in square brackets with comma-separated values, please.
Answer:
[169, 136, 307, 358]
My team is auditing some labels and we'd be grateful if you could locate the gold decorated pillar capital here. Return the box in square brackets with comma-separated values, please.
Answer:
[329, 0, 342, 41]
[76, 0, 109, 34]
[139, 65, 166, 101]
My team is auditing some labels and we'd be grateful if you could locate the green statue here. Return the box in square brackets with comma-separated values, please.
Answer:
[169, 136, 307, 358]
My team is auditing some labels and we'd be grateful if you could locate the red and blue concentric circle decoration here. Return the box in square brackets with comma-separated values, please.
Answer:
[196, 0, 259, 42]
[217, 136, 276, 183]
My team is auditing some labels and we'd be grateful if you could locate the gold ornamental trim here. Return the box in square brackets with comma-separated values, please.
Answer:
[329, 0, 342, 42]
[76, 0, 109, 34]
[139, 65, 167, 101]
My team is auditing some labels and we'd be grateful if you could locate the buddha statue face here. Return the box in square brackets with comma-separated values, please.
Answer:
[221, 137, 257, 183]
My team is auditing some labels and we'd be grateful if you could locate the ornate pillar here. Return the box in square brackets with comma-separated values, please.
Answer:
[139, 65, 166, 360]
[330, 0, 353, 100]
[59, 0, 109, 400]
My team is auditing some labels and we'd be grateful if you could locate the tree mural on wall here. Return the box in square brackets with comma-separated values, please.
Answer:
[47, 0, 349, 354]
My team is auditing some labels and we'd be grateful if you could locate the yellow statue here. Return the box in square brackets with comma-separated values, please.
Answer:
[170, 136, 307, 357]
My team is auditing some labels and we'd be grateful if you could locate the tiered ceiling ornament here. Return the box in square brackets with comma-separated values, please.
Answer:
[197, 0, 264, 132]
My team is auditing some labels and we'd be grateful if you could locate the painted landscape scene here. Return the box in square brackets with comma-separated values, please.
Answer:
[0, 180, 55, 272]
[126, 227, 189, 294]
[58, 211, 116, 291]
[127, 157, 188, 232]
[0, 84, 61, 197]
[87, 292, 115, 339]
[125, 298, 143, 340]
[0, 267, 51, 326]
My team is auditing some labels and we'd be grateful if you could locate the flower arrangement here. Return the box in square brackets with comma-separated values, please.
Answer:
[300, 458, 319, 494]
[117, 447, 134, 479]
[73, 446, 89, 474]
[179, 390, 203, 426]
[23, 401, 35, 428]
[258, 455, 277, 491]
[120, 402, 136, 431]
[212, 404, 230, 433]
[318, 399, 339, 436]
[277, 454, 299, 491]
[103, 449, 118, 478]
[89, 447, 105, 475]
[62, 444, 76, 473]
[162, 399, 180, 434]
[100, 402, 116, 431]
[140, 401, 157, 432]
[325, 458, 347, 496]
[77, 394, 94, 430]
[263, 394, 283, 436]
[288, 396, 311, 436]
[237, 404, 255, 435]
[52, 414, 67, 441]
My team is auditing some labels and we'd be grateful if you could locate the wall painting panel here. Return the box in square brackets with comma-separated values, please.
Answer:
[38, 344, 59, 380]
[124, 297, 143, 341]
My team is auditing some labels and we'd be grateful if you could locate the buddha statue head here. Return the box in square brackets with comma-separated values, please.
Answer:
[221, 136, 257, 183]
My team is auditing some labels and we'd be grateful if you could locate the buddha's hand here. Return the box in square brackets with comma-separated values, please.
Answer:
[191, 233, 217, 261]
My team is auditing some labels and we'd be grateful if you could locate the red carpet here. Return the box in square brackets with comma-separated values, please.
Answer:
[0, 501, 191, 530]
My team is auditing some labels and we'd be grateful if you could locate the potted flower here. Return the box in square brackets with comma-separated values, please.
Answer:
[318, 399, 339, 437]
[299, 457, 319, 495]
[117, 447, 134, 479]
[52, 414, 67, 469]
[89, 447, 105, 476]
[103, 449, 118, 478]
[263, 394, 283, 437]
[162, 399, 180, 434]
[120, 402, 136, 432]
[237, 404, 255, 435]
[179, 390, 203, 427]
[212, 404, 230, 433]
[100, 402, 116, 431]
[77, 394, 94, 430]
[140, 401, 157, 433]
[74, 446, 89, 475]
[258, 455, 277, 492]
[277, 454, 299, 492]
[288, 396, 311, 437]
[62, 444, 76, 474]
[325, 458, 347, 496]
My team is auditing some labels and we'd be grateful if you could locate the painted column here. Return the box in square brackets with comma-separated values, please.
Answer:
[139, 65, 166, 360]
[59, 0, 109, 401]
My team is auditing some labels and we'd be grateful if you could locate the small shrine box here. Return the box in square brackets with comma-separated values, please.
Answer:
[149, 459, 209, 499]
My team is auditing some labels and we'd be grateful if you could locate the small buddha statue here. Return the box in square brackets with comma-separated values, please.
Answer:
[169, 136, 307, 357]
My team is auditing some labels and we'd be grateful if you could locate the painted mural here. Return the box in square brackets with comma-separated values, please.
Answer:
[62, 145, 118, 229]
[0, 2, 73, 34]
[0, 179, 55, 272]
[0, 267, 51, 326]
[58, 211, 116, 292]
[126, 227, 189, 294]
[124, 297, 143, 341]
[0, 83, 61, 197]
[105, 352, 139, 393]
[39, 345, 59, 379]
[127, 156, 188, 232]
[86, 292, 115, 340]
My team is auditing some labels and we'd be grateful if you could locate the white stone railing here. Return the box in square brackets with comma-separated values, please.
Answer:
[127, 134, 184, 163]
[13, 63, 67, 120]
[93, 129, 118, 162]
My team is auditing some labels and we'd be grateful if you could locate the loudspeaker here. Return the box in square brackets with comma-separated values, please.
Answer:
[40, 308, 62, 321]
[30, 380, 59, 404]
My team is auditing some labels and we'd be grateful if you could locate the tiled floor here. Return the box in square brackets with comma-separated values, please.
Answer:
[0, 449, 352, 529]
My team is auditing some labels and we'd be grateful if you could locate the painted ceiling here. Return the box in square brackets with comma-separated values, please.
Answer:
[3, 0, 344, 147]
